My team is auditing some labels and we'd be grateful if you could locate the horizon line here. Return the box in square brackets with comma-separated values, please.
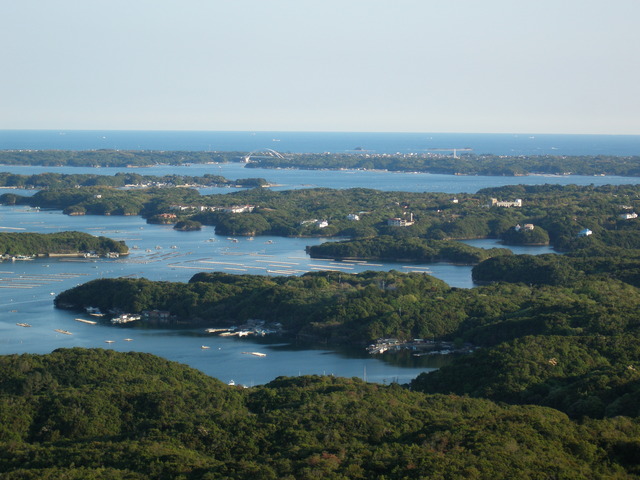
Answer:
[1, 129, 639, 137]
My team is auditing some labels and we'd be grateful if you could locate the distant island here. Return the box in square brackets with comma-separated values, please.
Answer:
[2, 149, 640, 176]
[0, 171, 269, 190]
[0, 231, 128, 258]
[3, 183, 640, 257]
[307, 236, 512, 264]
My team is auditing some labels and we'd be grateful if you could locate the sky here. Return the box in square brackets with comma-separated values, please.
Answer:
[1, 0, 639, 134]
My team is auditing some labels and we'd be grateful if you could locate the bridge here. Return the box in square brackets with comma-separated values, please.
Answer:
[424, 148, 473, 159]
[243, 149, 286, 162]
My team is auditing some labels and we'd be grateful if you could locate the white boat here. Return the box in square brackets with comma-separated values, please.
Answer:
[105, 340, 115, 344]
[54, 329, 72, 335]
[16, 322, 31, 327]
[201, 345, 211, 349]
[242, 351, 267, 357]
[75, 318, 97, 325]
[124, 338, 133, 341]
[111, 313, 141, 324]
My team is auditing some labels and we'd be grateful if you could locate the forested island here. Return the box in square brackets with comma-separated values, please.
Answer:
[0, 171, 268, 189]
[0, 231, 128, 258]
[5, 152, 640, 477]
[4, 183, 640, 258]
[0, 149, 243, 167]
[307, 236, 512, 264]
[3, 148, 640, 176]
[3, 347, 639, 478]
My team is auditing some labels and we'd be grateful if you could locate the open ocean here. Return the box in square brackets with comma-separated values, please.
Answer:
[1, 130, 640, 156]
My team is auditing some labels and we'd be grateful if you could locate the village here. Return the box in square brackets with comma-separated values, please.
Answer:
[367, 337, 476, 356]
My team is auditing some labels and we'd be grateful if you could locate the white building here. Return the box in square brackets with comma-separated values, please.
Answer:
[490, 198, 522, 208]
[387, 214, 415, 227]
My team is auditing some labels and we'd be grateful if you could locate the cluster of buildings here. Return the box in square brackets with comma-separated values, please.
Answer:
[489, 198, 523, 208]
[300, 219, 330, 229]
[387, 214, 415, 227]
[514, 223, 535, 232]
[169, 204, 256, 213]
[367, 338, 472, 356]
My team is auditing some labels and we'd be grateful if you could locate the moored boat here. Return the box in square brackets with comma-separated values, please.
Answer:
[75, 318, 97, 325]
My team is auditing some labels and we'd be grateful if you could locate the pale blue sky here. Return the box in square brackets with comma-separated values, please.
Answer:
[1, 0, 639, 134]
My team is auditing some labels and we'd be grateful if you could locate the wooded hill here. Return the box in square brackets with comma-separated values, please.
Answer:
[0, 171, 267, 190]
[0, 231, 128, 257]
[1, 347, 639, 479]
[4, 184, 640, 255]
[307, 236, 512, 264]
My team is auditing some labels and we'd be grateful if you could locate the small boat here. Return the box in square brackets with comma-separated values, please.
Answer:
[201, 345, 211, 349]
[123, 338, 133, 342]
[75, 318, 97, 325]
[242, 351, 267, 357]
[54, 329, 72, 335]
[16, 322, 31, 327]
[86, 307, 105, 317]
[105, 340, 115, 344]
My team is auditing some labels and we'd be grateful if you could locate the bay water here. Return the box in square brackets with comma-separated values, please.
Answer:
[0, 130, 635, 385]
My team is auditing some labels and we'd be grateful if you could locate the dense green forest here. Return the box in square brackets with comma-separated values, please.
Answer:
[245, 151, 640, 177]
[7, 152, 640, 476]
[308, 236, 512, 264]
[0, 231, 128, 256]
[0, 150, 243, 166]
[4, 183, 640, 254]
[55, 260, 640, 348]
[3, 148, 640, 176]
[0, 171, 267, 189]
[54, 243, 640, 425]
[1, 348, 639, 479]
[472, 247, 640, 287]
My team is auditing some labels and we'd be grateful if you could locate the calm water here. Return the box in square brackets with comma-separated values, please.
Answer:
[1, 206, 478, 385]
[1, 129, 633, 384]
[2, 130, 640, 156]
[0, 205, 552, 385]
[3, 163, 640, 195]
